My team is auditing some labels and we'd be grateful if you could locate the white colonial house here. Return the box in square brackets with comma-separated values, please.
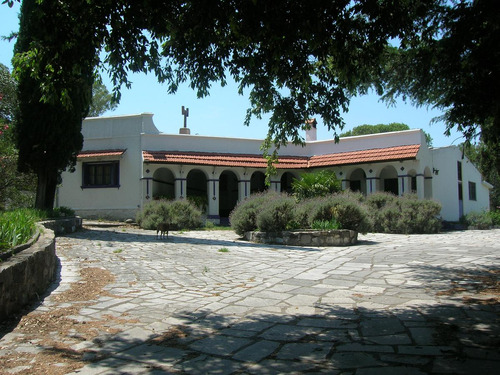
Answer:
[56, 113, 491, 223]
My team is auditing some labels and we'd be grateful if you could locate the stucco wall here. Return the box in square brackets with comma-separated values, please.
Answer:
[58, 114, 149, 220]
[432, 146, 490, 221]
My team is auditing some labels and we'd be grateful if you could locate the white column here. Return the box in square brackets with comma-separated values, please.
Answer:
[207, 178, 220, 223]
[341, 179, 348, 191]
[416, 174, 425, 199]
[398, 175, 405, 196]
[175, 178, 186, 199]
[270, 179, 281, 192]
[239, 179, 250, 201]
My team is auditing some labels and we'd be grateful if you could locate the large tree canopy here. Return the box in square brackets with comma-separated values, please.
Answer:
[379, 0, 500, 169]
[5, 0, 497, 208]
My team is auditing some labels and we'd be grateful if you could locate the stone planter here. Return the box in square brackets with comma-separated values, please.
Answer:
[0, 217, 82, 321]
[0, 225, 57, 321]
[40, 216, 82, 235]
[245, 229, 358, 246]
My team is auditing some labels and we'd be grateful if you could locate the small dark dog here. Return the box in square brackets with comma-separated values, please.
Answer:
[156, 222, 170, 239]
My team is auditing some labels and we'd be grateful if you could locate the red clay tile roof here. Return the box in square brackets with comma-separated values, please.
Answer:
[309, 144, 420, 167]
[143, 144, 420, 169]
[143, 151, 309, 169]
[77, 149, 126, 158]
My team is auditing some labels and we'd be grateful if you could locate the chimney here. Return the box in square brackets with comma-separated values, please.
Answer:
[305, 119, 317, 141]
[180, 106, 191, 134]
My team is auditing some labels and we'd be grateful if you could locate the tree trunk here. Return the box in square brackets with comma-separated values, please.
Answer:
[35, 168, 58, 210]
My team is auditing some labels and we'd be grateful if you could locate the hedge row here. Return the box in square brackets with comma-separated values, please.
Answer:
[136, 199, 202, 230]
[230, 191, 442, 236]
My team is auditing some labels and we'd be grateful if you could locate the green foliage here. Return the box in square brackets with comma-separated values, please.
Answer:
[87, 78, 118, 117]
[0, 63, 18, 124]
[136, 199, 202, 231]
[462, 141, 500, 210]
[379, 0, 500, 174]
[340, 123, 433, 147]
[231, 190, 443, 235]
[311, 219, 340, 231]
[365, 192, 399, 232]
[0, 208, 39, 252]
[256, 194, 295, 233]
[331, 199, 372, 234]
[14, 0, 106, 209]
[292, 170, 341, 201]
[340, 123, 410, 137]
[489, 210, 500, 226]
[366, 193, 441, 234]
[229, 192, 277, 236]
[462, 211, 494, 230]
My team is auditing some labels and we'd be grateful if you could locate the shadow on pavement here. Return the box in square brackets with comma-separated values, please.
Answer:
[25, 298, 499, 374]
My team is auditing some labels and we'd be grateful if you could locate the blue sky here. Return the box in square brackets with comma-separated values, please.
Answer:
[0, 3, 465, 147]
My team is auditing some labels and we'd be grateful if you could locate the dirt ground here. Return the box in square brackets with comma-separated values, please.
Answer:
[0, 266, 138, 375]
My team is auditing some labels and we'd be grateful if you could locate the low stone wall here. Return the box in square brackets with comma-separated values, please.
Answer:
[40, 216, 82, 235]
[246, 229, 358, 246]
[0, 225, 57, 321]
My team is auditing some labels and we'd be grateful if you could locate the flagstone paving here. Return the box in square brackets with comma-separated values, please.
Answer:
[1, 225, 499, 374]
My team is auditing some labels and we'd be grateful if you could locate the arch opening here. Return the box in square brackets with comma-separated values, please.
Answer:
[380, 166, 399, 195]
[219, 170, 239, 218]
[186, 169, 208, 211]
[251, 171, 267, 194]
[152, 168, 175, 200]
[280, 172, 296, 194]
[349, 168, 367, 195]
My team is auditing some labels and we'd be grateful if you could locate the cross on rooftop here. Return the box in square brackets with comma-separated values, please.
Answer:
[181, 106, 189, 128]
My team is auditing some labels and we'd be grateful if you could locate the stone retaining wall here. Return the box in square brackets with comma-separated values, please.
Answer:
[246, 229, 358, 246]
[0, 226, 57, 321]
[40, 216, 82, 235]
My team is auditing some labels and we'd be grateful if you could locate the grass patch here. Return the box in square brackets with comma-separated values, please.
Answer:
[218, 247, 229, 253]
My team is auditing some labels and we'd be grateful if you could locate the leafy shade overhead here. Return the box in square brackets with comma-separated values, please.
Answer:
[379, 0, 500, 169]
[13, 0, 104, 208]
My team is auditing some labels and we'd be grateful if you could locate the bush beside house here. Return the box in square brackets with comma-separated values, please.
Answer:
[136, 199, 202, 230]
[230, 191, 443, 236]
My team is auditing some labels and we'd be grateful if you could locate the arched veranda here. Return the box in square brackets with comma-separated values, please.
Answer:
[219, 170, 239, 218]
[152, 167, 175, 200]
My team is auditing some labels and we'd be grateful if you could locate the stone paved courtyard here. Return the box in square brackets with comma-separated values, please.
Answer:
[1, 225, 499, 374]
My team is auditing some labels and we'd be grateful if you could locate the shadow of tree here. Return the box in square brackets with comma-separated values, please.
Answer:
[19, 297, 499, 374]
[1, 228, 498, 374]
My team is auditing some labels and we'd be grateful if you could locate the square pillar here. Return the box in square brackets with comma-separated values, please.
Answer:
[207, 178, 220, 222]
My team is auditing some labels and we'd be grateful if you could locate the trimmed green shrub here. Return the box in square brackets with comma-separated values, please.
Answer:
[169, 199, 203, 229]
[293, 198, 319, 229]
[256, 194, 296, 232]
[331, 199, 372, 233]
[365, 192, 398, 233]
[229, 192, 276, 236]
[136, 199, 202, 230]
[366, 193, 441, 234]
[462, 211, 493, 229]
[294, 194, 371, 233]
